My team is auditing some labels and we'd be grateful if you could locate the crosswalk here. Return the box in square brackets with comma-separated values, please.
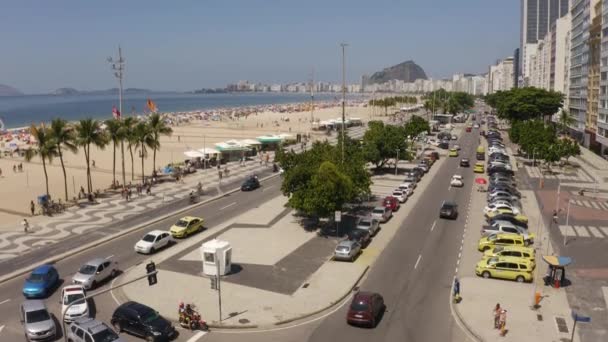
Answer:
[568, 198, 608, 211]
[524, 166, 595, 182]
[558, 225, 608, 239]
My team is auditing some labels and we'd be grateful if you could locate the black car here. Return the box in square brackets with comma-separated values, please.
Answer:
[460, 158, 470, 167]
[438, 141, 450, 149]
[486, 214, 528, 228]
[439, 201, 458, 219]
[241, 176, 260, 191]
[111, 301, 176, 341]
[348, 229, 371, 247]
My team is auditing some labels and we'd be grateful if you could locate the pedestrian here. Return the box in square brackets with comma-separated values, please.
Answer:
[499, 309, 507, 336]
[0, 167, 2, 177]
[453, 278, 461, 303]
[30, 200, 35, 216]
[13, 165, 16, 173]
[18, 163, 23, 172]
[552, 210, 558, 224]
[92, 160, 96, 168]
[22, 218, 30, 233]
[493, 303, 501, 329]
[218, 170, 223, 180]
[146, 185, 152, 196]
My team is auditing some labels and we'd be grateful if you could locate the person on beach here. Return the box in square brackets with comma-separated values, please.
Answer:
[13, 165, 16, 173]
[92, 160, 96, 168]
[493, 303, 501, 328]
[0, 167, 2, 177]
[22, 218, 30, 233]
[30, 200, 35, 216]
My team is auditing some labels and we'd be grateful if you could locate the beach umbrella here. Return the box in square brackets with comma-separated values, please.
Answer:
[475, 178, 487, 185]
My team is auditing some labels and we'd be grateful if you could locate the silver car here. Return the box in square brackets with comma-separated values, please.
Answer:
[68, 317, 124, 342]
[20, 300, 56, 341]
[356, 217, 380, 236]
[72, 258, 118, 290]
[334, 240, 361, 262]
[371, 206, 392, 223]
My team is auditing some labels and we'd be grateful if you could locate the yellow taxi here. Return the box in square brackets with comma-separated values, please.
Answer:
[474, 162, 485, 173]
[170, 216, 204, 238]
[484, 208, 515, 219]
[449, 148, 459, 157]
[482, 245, 536, 268]
[477, 233, 526, 252]
[475, 256, 534, 282]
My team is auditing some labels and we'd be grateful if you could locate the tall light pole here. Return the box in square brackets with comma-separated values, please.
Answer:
[310, 68, 315, 127]
[108, 46, 126, 187]
[340, 42, 349, 164]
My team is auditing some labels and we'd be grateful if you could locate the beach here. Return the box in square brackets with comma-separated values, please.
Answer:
[0, 101, 382, 229]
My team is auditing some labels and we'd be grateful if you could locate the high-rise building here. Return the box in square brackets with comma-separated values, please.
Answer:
[514, 48, 521, 88]
[597, 0, 608, 151]
[569, 0, 591, 140]
[520, 0, 570, 82]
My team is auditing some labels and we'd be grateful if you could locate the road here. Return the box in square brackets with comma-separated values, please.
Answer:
[203, 127, 481, 342]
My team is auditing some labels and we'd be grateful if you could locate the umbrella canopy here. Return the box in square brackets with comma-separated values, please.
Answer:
[542, 255, 572, 267]
[183, 150, 204, 158]
[256, 135, 282, 143]
[475, 178, 487, 185]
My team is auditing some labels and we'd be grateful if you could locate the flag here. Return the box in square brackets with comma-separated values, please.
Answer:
[112, 105, 121, 119]
[146, 98, 158, 113]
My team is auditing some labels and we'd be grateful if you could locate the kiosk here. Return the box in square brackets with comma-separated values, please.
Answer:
[542, 255, 572, 288]
[200, 239, 232, 276]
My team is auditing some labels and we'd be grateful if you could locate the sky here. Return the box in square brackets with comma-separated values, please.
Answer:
[0, 0, 519, 94]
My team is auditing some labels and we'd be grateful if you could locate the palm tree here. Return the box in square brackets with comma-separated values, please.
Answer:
[104, 119, 123, 188]
[558, 109, 575, 134]
[25, 124, 58, 196]
[133, 121, 154, 184]
[148, 113, 173, 173]
[49, 118, 77, 201]
[75, 119, 108, 193]
[121, 117, 137, 181]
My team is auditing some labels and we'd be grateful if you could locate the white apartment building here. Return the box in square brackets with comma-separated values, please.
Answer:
[597, 0, 608, 148]
[487, 57, 515, 94]
[569, 0, 591, 134]
[552, 13, 571, 100]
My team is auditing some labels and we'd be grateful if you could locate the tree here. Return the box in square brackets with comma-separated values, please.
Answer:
[148, 113, 173, 173]
[362, 121, 408, 169]
[133, 121, 154, 183]
[121, 117, 137, 181]
[557, 109, 576, 134]
[75, 119, 107, 193]
[49, 118, 77, 201]
[404, 115, 430, 138]
[486, 87, 564, 122]
[557, 138, 581, 162]
[104, 119, 123, 188]
[25, 124, 57, 196]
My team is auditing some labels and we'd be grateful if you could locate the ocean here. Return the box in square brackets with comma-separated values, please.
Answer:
[0, 92, 361, 129]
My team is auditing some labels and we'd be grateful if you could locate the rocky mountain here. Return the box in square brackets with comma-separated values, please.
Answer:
[50, 87, 153, 95]
[367, 60, 427, 84]
[0, 84, 24, 96]
[52, 87, 80, 95]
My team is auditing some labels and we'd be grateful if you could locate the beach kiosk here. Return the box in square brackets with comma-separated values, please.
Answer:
[200, 239, 232, 276]
[542, 255, 572, 288]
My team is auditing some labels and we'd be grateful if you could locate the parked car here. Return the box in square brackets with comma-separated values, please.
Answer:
[61, 285, 89, 322]
[346, 291, 385, 328]
[477, 233, 527, 252]
[466, 126, 472, 132]
[484, 202, 521, 216]
[241, 176, 260, 191]
[482, 245, 536, 264]
[371, 206, 392, 223]
[383, 196, 400, 211]
[474, 162, 485, 173]
[451, 134, 458, 140]
[68, 317, 123, 342]
[475, 256, 534, 283]
[482, 220, 535, 243]
[134, 230, 172, 254]
[111, 301, 177, 341]
[356, 217, 381, 236]
[169, 216, 204, 238]
[453, 144, 461, 150]
[72, 257, 118, 290]
[416, 163, 429, 173]
[449, 148, 459, 157]
[460, 158, 470, 167]
[487, 213, 529, 226]
[391, 189, 407, 203]
[334, 240, 362, 262]
[20, 300, 57, 342]
[439, 201, 458, 219]
[347, 229, 371, 248]
[22, 265, 60, 299]
[450, 175, 464, 187]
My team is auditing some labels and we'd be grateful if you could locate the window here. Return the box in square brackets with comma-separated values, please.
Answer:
[85, 334, 93, 342]
[97, 264, 104, 273]
[523, 253, 531, 258]
[519, 264, 528, 271]
[103, 261, 111, 268]
[503, 227, 518, 234]
[505, 263, 518, 270]
[76, 327, 85, 339]
[497, 239, 514, 244]
[204, 252, 215, 263]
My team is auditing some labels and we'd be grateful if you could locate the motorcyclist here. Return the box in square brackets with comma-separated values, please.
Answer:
[178, 302, 185, 318]
[196, 182, 203, 194]
[189, 191, 196, 203]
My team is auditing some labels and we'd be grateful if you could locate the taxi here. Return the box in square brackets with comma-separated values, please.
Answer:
[474, 162, 485, 173]
[478, 233, 526, 252]
[475, 256, 534, 283]
[169, 216, 204, 238]
[449, 148, 459, 157]
[482, 245, 536, 266]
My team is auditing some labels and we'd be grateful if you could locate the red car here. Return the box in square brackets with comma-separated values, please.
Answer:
[383, 196, 399, 211]
[346, 291, 385, 327]
[466, 126, 472, 132]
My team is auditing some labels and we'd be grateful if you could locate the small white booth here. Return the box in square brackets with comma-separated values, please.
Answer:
[200, 239, 232, 276]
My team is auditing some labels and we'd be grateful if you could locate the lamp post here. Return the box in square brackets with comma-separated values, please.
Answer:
[564, 199, 571, 246]
[395, 149, 400, 175]
[108, 46, 126, 187]
[340, 42, 349, 164]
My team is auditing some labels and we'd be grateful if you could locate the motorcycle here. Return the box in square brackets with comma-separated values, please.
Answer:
[178, 306, 209, 331]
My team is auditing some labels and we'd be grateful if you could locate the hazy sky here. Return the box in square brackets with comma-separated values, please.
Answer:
[1, 0, 518, 94]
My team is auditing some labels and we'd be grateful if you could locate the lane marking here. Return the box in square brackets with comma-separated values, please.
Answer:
[262, 185, 274, 192]
[430, 221, 436, 232]
[186, 331, 208, 342]
[414, 254, 422, 269]
[219, 202, 237, 211]
[0, 325, 4, 333]
[106, 255, 114, 259]
[0, 299, 10, 305]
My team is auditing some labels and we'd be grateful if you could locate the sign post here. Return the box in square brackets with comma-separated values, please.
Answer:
[571, 310, 591, 342]
[335, 211, 341, 237]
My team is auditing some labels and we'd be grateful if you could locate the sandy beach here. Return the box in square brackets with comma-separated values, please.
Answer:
[0, 103, 382, 229]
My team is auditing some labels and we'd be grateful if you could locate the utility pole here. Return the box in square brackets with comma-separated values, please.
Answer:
[108, 46, 126, 187]
[340, 42, 348, 164]
[310, 68, 315, 127]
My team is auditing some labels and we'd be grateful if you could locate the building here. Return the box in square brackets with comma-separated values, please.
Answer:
[569, 0, 591, 139]
[514, 48, 521, 87]
[586, 0, 601, 148]
[487, 57, 515, 94]
[597, 0, 608, 151]
[550, 13, 571, 97]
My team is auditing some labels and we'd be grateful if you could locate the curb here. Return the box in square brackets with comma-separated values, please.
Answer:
[450, 296, 483, 342]
[0, 173, 280, 285]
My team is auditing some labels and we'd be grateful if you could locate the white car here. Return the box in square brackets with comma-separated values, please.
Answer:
[453, 144, 461, 150]
[61, 285, 89, 322]
[398, 183, 415, 194]
[473, 124, 480, 128]
[483, 203, 521, 215]
[391, 189, 407, 203]
[450, 175, 464, 187]
[134, 230, 172, 254]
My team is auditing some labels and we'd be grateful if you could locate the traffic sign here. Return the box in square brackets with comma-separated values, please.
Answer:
[571, 311, 591, 323]
[335, 211, 341, 222]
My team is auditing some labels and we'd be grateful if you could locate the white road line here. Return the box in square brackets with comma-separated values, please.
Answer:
[600, 227, 608, 236]
[559, 225, 577, 237]
[186, 331, 208, 342]
[106, 255, 114, 260]
[0, 325, 4, 333]
[602, 287, 608, 312]
[219, 202, 237, 211]
[262, 185, 274, 192]
[588, 226, 604, 238]
[599, 202, 608, 210]
[0, 299, 10, 305]
[430, 221, 436, 232]
[574, 225, 590, 238]
[414, 255, 422, 269]
[581, 200, 592, 208]
[590, 201, 600, 209]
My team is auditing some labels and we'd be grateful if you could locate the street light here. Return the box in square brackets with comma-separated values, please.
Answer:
[395, 149, 400, 175]
[108, 46, 126, 187]
[340, 42, 349, 164]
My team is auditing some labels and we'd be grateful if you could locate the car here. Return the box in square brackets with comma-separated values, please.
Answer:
[475, 256, 534, 283]
[72, 258, 119, 290]
[474, 162, 485, 173]
[449, 148, 459, 157]
[450, 175, 464, 187]
[68, 317, 124, 342]
[346, 291, 385, 328]
[487, 197, 520, 207]
[23, 265, 60, 299]
[484, 203, 521, 216]
[482, 245, 536, 264]
[488, 166, 514, 176]
[439, 141, 450, 149]
[334, 240, 362, 261]
[134, 230, 172, 254]
[391, 189, 407, 203]
[466, 126, 472, 132]
[416, 163, 429, 173]
[488, 191, 520, 202]
[400, 180, 416, 190]
[484, 208, 515, 219]
[460, 158, 470, 167]
[347, 229, 371, 248]
[487, 213, 529, 226]
[383, 196, 400, 211]
[20, 300, 57, 342]
[439, 201, 458, 219]
[169, 216, 204, 238]
[61, 285, 89, 322]
[482, 220, 535, 242]
[413, 166, 426, 176]
[371, 206, 392, 223]
[241, 176, 260, 191]
[356, 217, 380, 236]
[477, 233, 527, 252]
[473, 123, 480, 128]
[403, 174, 418, 184]
[397, 183, 414, 196]
[451, 134, 458, 140]
[111, 301, 177, 341]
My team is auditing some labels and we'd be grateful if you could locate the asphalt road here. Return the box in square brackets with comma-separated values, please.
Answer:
[0, 175, 284, 342]
[204, 126, 481, 342]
